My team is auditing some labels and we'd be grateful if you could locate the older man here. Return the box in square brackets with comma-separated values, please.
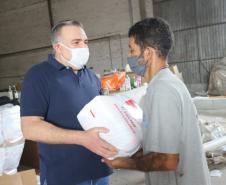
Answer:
[20, 20, 117, 185]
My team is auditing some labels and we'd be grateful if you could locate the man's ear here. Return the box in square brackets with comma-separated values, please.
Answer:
[53, 43, 61, 53]
[144, 47, 155, 66]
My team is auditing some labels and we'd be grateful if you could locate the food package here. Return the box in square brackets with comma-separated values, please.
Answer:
[77, 95, 143, 159]
[100, 72, 126, 92]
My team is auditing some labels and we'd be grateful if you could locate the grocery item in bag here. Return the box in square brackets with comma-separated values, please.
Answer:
[100, 72, 126, 92]
[77, 95, 143, 159]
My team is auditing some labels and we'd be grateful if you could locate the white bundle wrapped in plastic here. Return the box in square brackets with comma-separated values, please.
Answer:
[1, 105, 23, 143]
[117, 84, 147, 105]
[3, 143, 24, 175]
[0, 104, 24, 175]
[77, 95, 143, 159]
[0, 148, 4, 175]
[0, 122, 3, 146]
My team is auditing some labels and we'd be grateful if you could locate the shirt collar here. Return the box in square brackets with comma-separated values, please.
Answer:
[47, 54, 87, 72]
[47, 54, 66, 71]
[148, 68, 170, 87]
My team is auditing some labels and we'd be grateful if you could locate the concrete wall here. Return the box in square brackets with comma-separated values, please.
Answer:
[0, 0, 153, 90]
[153, 0, 226, 93]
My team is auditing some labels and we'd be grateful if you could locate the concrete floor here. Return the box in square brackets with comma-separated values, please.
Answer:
[35, 167, 226, 185]
[110, 170, 145, 185]
[110, 166, 226, 185]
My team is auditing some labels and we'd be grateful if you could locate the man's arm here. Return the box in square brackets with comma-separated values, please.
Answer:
[131, 149, 143, 159]
[103, 152, 179, 172]
[21, 116, 118, 158]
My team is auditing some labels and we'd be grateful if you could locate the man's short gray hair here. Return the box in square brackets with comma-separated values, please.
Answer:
[51, 20, 83, 45]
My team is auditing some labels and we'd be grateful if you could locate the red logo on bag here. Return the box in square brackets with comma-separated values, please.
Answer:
[90, 109, 95, 118]
[125, 99, 137, 108]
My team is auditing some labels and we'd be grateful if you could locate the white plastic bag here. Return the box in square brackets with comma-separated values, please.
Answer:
[0, 120, 3, 146]
[4, 143, 24, 175]
[2, 105, 23, 143]
[77, 95, 143, 159]
[117, 85, 147, 105]
[0, 148, 4, 175]
[0, 104, 24, 176]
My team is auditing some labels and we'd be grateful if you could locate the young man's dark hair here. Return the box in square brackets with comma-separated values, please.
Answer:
[128, 17, 174, 59]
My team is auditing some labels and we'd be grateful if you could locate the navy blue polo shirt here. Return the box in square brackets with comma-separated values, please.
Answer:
[20, 54, 112, 185]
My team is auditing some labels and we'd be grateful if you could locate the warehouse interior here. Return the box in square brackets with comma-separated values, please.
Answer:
[1, 0, 226, 185]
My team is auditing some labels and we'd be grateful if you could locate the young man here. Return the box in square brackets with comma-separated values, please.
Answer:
[20, 20, 117, 185]
[103, 17, 211, 185]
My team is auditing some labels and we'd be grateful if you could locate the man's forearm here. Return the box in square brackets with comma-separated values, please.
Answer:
[21, 117, 84, 145]
[21, 117, 118, 158]
[134, 152, 174, 172]
[113, 152, 178, 172]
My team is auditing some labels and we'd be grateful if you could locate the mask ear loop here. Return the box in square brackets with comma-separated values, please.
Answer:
[138, 47, 149, 67]
[58, 43, 71, 63]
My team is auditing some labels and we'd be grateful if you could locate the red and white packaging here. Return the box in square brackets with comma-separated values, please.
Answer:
[77, 95, 143, 159]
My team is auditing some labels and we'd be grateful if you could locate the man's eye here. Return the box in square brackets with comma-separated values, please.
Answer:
[71, 42, 79, 45]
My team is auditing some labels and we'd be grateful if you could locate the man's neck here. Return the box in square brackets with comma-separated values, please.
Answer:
[54, 53, 79, 73]
[145, 58, 168, 82]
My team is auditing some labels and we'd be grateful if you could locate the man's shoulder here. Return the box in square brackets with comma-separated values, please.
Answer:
[24, 60, 50, 82]
[85, 67, 95, 75]
[148, 78, 174, 92]
[147, 78, 183, 102]
[84, 67, 99, 80]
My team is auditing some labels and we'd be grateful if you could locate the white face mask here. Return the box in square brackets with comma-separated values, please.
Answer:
[60, 43, 89, 69]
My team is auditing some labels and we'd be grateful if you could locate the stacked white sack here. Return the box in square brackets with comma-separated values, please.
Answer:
[0, 104, 24, 175]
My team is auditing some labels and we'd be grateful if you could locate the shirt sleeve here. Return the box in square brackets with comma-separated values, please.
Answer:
[20, 66, 49, 117]
[143, 85, 182, 154]
[88, 68, 103, 95]
[95, 74, 103, 95]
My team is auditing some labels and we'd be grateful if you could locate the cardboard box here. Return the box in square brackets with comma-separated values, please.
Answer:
[0, 169, 37, 185]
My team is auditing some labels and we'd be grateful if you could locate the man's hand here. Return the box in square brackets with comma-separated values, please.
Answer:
[102, 149, 143, 169]
[102, 157, 133, 169]
[80, 127, 118, 158]
[131, 149, 143, 159]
